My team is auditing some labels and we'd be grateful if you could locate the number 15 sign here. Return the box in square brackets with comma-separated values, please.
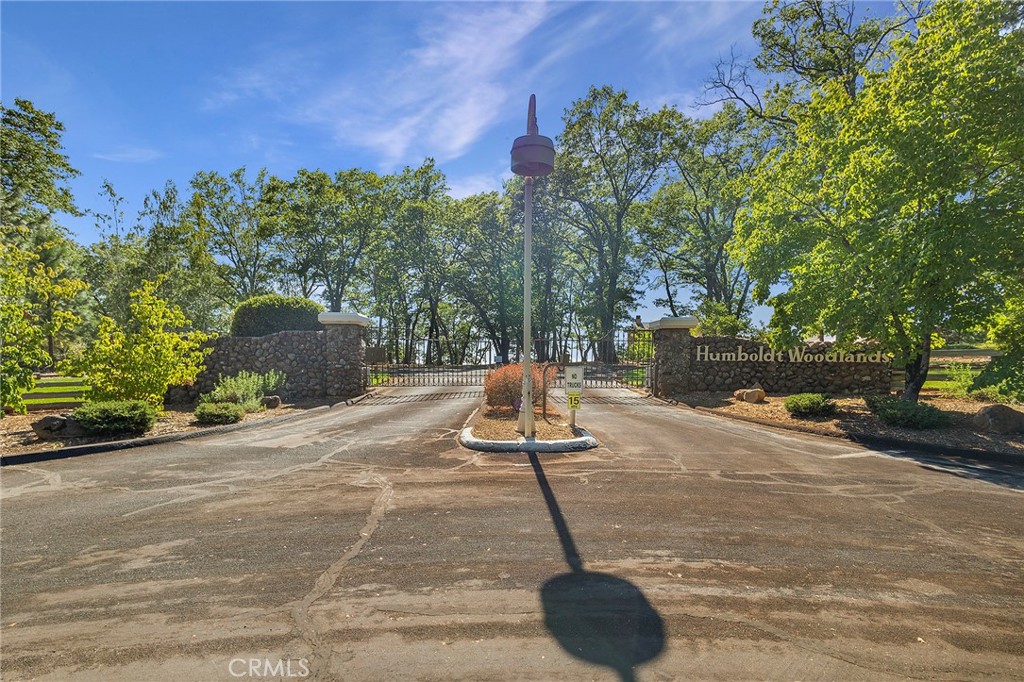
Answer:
[566, 365, 583, 410]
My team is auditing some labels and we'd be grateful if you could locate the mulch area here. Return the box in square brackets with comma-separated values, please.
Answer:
[674, 391, 1024, 457]
[0, 401, 323, 458]
[470, 404, 576, 441]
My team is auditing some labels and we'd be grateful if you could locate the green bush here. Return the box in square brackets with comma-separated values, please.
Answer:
[201, 370, 285, 412]
[230, 294, 324, 337]
[971, 352, 1023, 404]
[864, 395, 950, 429]
[945, 362, 978, 398]
[783, 393, 837, 418]
[73, 400, 157, 436]
[194, 401, 246, 425]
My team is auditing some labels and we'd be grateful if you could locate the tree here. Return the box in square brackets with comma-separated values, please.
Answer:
[189, 167, 280, 301]
[1, 98, 79, 227]
[638, 104, 761, 326]
[553, 86, 674, 358]
[62, 278, 211, 407]
[274, 168, 386, 312]
[1, 227, 87, 413]
[736, 0, 1024, 401]
[446, 191, 522, 361]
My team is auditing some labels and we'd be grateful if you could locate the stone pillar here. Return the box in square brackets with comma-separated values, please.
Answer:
[319, 312, 370, 400]
[649, 317, 698, 397]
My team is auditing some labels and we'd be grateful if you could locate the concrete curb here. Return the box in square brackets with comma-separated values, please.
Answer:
[0, 391, 376, 467]
[690, 405, 1023, 466]
[458, 426, 599, 453]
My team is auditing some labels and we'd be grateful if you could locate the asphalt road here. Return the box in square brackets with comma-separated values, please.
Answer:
[1, 386, 1022, 681]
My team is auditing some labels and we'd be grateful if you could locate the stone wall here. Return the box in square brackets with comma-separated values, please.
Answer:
[652, 330, 891, 397]
[166, 324, 366, 404]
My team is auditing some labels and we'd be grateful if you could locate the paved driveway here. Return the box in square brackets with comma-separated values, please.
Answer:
[2, 387, 1022, 681]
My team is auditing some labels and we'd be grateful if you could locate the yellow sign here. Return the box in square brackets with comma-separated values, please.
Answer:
[567, 393, 581, 410]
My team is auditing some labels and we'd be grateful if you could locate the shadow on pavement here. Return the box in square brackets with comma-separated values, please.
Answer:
[528, 452, 665, 682]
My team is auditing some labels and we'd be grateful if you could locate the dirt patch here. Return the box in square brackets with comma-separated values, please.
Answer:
[675, 391, 1023, 457]
[470, 404, 576, 442]
[0, 402, 324, 458]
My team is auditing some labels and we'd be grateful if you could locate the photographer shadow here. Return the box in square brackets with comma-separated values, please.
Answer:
[528, 452, 665, 682]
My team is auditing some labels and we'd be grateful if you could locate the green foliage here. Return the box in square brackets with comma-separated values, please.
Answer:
[783, 393, 837, 418]
[271, 168, 386, 312]
[621, 329, 653, 363]
[1, 227, 87, 414]
[864, 395, 950, 429]
[189, 167, 280, 300]
[72, 400, 157, 436]
[230, 294, 323, 337]
[201, 370, 285, 412]
[972, 353, 1024, 404]
[693, 300, 755, 338]
[194, 401, 246, 425]
[944, 363, 978, 399]
[61, 278, 211, 407]
[735, 0, 1023, 402]
[1, 98, 80, 226]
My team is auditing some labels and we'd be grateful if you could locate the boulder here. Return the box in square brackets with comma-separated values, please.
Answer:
[742, 389, 766, 403]
[31, 414, 86, 440]
[732, 389, 746, 400]
[972, 404, 1024, 435]
[261, 395, 282, 409]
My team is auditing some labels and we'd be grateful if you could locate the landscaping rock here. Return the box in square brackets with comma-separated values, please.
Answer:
[733, 389, 746, 400]
[31, 414, 86, 440]
[742, 388, 766, 404]
[972, 404, 1024, 435]
[261, 395, 282, 409]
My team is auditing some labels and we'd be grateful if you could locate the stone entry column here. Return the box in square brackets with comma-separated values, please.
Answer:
[648, 317, 698, 397]
[319, 312, 370, 399]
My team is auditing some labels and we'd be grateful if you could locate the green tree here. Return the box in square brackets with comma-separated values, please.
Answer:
[446, 191, 522, 362]
[1, 227, 87, 413]
[273, 168, 386, 312]
[736, 0, 1024, 401]
[639, 104, 761, 324]
[1, 98, 80, 226]
[62, 278, 211, 407]
[553, 86, 674, 358]
[189, 167, 280, 300]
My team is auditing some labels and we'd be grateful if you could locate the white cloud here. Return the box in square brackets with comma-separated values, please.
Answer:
[93, 147, 163, 163]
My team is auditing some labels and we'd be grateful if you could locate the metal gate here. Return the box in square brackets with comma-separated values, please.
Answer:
[366, 333, 495, 386]
[366, 328, 653, 390]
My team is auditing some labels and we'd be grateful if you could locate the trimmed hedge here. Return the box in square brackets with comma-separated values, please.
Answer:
[783, 393, 837, 418]
[864, 395, 950, 429]
[73, 400, 157, 436]
[230, 294, 324, 337]
[195, 402, 246, 425]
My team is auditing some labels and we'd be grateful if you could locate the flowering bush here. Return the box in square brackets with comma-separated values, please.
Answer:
[483, 363, 551, 408]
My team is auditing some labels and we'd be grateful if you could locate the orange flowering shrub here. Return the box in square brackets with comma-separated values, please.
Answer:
[483, 363, 552, 408]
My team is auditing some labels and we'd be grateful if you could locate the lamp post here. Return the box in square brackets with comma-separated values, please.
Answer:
[511, 94, 555, 437]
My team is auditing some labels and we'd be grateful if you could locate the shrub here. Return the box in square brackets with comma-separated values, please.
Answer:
[194, 401, 246, 425]
[483, 363, 550, 408]
[59, 279, 210, 408]
[230, 295, 324, 337]
[73, 400, 157, 436]
[971, 352, 1023, 404]
[783, 393, 837, 418]
[200, 370, 286, 412]
[945, 362, 978, 398]
[864, 395, 950, 429]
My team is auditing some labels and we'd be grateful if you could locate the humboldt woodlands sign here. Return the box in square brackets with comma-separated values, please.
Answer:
[695, 345, 889, 364]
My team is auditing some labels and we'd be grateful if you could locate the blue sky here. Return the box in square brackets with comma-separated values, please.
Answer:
[4, 0, 776, 319]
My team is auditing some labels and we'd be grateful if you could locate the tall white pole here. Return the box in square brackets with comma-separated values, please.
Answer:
[518, 176, 535, 437]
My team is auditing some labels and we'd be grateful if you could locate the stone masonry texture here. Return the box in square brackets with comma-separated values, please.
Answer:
[166, 325, 366, 404]
[653, 332, 891, 397]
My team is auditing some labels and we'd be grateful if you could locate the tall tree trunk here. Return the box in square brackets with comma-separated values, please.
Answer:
[902, 333, 932, 403]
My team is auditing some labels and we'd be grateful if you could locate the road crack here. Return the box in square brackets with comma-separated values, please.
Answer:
[292, 473, 393, 678]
